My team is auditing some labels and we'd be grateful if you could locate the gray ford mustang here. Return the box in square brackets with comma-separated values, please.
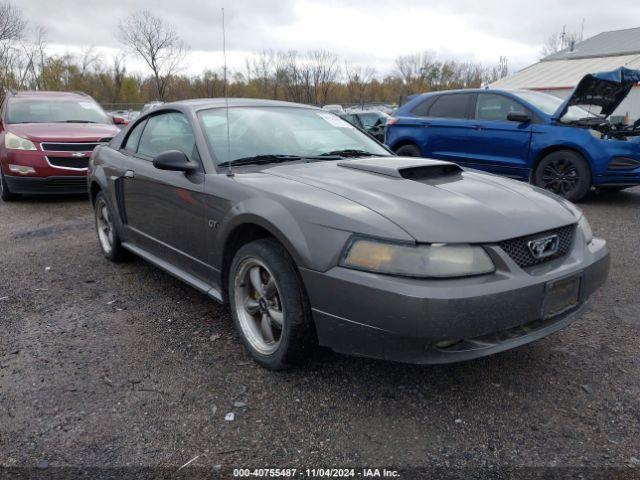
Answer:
[88, 99, 610, 370]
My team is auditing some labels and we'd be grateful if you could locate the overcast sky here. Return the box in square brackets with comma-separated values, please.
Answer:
[17, 0, 640, 76]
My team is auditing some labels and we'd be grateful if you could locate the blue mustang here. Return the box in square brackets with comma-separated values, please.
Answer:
[385, 67, 640, 201]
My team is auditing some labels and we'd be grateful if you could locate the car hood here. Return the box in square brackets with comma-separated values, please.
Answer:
[265, 157, 578, 243]
[554, 67, 640, 119]
[7, 123, 119, 143]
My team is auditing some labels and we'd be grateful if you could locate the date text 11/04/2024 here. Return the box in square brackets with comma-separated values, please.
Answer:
[232, 468, 400, 478]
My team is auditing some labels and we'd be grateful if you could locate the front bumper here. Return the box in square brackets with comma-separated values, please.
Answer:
[4, 175, 88, 195]
[301, 236, 610, 364]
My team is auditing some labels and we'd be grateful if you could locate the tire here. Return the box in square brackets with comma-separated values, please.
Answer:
[94, 191, 127, 262]
[395, 144, 422, 157]
[533, 150, 591, 202]
[228, 238, 316, 370]
[0, 170, 20, 201]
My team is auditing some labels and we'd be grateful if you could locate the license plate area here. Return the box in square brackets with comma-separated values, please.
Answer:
[543, 274, 582, 319]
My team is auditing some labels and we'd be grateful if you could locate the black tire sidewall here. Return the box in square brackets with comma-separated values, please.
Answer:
[94, 192, 126, 262]
[395, 144, 422, 157]
[0, 170, 19, 201]
[534, 151, 591, 202]
[228, 238, 314, 370]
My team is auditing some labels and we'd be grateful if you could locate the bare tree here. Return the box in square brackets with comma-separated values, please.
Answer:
[485, 56, 509, 84]
[309, 50, 340, 105]
[394, 51, 440, 94]
[117, 10, 187, 100]
[0, 1, 26, 94]
[0, 1, 25, 43]
[541, 28, 583, 58]
[345, 62, 375, 105]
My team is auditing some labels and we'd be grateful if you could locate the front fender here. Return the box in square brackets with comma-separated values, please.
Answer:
[216, 197, 313, 269]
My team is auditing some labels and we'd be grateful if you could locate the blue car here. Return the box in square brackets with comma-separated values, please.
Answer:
[386, 67, 640, 201]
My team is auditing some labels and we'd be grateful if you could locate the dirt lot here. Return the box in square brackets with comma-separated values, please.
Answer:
[1, 189, 639, 478]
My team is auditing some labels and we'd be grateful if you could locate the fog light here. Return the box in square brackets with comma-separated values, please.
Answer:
[609, 157, 640, 170]
[9, 164, 36, 175]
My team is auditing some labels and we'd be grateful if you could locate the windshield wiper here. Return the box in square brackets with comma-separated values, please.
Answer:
[318, 149, 386, 158]
[59, 120, 98, 123]
[218, 154, 306, 167]
[218, 153, 347, 168]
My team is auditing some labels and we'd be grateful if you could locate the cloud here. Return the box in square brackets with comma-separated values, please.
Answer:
[16, 0, 640, 75]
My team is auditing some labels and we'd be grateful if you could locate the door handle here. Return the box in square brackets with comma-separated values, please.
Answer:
[124, 170, 135, 179]
[471, 124, 482, 130]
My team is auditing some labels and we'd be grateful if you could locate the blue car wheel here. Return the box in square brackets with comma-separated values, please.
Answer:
[534, 150, 592, 202]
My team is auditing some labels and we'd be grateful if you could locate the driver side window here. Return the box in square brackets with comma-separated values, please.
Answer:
[476, 94, 527, 122]
[137, 112, 196, 159]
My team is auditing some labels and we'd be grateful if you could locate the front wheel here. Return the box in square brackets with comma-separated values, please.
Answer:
[395, 144, 422, 157]
[229, 238, 316, 370]
[533, 150, 591, 202]
[94, 192, 127, 262]
[0, 170, 20, 201]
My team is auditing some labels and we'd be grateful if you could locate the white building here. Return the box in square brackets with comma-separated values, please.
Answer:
[490, 27, 640, 121]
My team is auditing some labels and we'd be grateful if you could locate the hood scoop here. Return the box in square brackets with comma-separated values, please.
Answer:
[338, 157, 463, 179]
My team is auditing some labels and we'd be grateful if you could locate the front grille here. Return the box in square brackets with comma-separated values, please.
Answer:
[47, 157, 89, 169]
[498, 224, 575, 268]
[41, 142, 103, 152]
[48, 177, 87, 187]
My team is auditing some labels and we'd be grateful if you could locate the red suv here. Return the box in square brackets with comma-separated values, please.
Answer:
[0, 90, 121, 201]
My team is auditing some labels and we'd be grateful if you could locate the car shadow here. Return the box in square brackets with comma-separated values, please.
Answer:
[582, 187, 640, 206]
[11, 193, 89, 204]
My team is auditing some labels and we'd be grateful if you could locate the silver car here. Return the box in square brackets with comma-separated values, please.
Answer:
[88, 99, 609, 370]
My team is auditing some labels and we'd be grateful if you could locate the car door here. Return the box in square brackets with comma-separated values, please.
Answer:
[417, 92, 479, 163]
[120, 111, 209, 282]
[465, 93, 533, 178]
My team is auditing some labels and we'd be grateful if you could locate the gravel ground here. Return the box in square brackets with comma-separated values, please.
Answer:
[1, 189, 639, 478]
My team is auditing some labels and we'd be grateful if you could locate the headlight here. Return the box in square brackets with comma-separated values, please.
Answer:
[340, 237, 495, 278]
[578, 215, 593, 244]
[4, 132, 37, 151]
[588, 129, 603, 140]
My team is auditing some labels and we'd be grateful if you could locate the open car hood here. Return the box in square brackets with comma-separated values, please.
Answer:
[553, 67, 640, 119]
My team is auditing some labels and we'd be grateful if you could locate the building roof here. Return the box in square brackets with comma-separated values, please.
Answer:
[490, 54, 640, 90]
[543, 27, 640, 61]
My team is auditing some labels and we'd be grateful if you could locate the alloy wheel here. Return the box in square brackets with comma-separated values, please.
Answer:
[95, 199, 115, 255]
[540, 158, 579, 196]
[234, 258, 285, 355]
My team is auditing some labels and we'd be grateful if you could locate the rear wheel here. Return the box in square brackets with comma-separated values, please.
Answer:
[395, 144, 422, 157]
[533, 150, 591, 202]
[229, 238, 315, 370]
[0, 170, 20, 201]
[94, 192, 127, 262]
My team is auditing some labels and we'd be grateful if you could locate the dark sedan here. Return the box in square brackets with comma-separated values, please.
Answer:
[88, 99, 609, 370]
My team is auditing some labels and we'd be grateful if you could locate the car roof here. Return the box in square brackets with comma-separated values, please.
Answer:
[162, 98, 319, 112]
[8, 90, 91, 100]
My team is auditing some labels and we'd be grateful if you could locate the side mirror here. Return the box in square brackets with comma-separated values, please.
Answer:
[507, 111, 531, 123]
[112, 115, 126, 125]
[152, 150, 198, 172]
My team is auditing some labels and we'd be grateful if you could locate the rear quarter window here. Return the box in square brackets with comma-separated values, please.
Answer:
[410, 96, 437, 117]
[427, 94, 473, 119]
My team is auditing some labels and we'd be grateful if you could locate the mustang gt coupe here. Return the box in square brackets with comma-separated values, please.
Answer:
[88, 99, 610, 370]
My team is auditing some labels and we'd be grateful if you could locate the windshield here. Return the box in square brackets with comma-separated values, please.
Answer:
[512, 90, 598, 122]
[6, 98, 111, 124]
[198, 106, 389, 164]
